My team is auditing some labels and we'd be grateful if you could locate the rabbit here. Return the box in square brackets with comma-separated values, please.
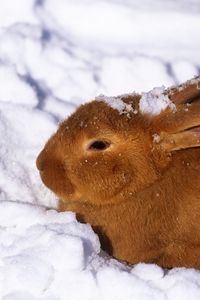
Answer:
[37, 76, 200, 269]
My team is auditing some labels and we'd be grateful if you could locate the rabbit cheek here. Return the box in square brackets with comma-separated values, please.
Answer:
[71, 159, 132, 204]
[110, 164, 132, 192]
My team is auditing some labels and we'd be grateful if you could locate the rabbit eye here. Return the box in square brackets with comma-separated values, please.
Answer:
[88, 140, 111, 151]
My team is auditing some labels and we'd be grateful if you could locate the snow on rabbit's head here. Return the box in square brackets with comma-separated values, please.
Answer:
[36, 93, 177, 206]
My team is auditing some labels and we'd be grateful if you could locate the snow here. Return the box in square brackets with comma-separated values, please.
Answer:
[152, 133, 161, 143]
[0, 0, 200, 299]
[95, 94, 134, 114]
[0, 101, 57, 207]
[1, 201, 200, 300]
[139, 86, 177, 115]
[190, 77, 200, 87]
[0, 66, 37, 106]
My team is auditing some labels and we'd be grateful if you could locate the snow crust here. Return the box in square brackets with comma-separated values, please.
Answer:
[0, 0, 200, 299]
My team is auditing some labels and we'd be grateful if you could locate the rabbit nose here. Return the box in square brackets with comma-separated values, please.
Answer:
[36, 150, 46, 171]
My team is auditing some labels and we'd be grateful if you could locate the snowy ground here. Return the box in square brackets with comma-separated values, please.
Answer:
[0, 0, 200, 299]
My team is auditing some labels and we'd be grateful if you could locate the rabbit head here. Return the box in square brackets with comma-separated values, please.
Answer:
[37, 95, 160, 205]
[36, 77, 200, 207]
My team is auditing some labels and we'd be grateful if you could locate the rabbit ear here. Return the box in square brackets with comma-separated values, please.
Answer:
[162, 99, 200, 133]
[167, 75, 200, 104]
[158, 128, 200, 152]
[157, 101, 200, 151]
[154, 76, 200, 152]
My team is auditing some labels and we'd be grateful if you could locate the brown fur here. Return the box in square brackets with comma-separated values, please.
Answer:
[36, 77, 200, 268]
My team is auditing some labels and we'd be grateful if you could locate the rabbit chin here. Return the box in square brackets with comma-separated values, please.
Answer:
[60, 174, 137, 206]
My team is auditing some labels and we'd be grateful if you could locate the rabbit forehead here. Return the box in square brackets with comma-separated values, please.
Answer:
[59, 102, 127, 137]
[66, 100, 121, 127]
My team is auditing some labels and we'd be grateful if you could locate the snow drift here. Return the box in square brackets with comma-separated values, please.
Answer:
[1, 201, 200, 300]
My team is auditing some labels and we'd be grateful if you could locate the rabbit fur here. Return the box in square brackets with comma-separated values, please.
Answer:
[37, 77, 200, 268]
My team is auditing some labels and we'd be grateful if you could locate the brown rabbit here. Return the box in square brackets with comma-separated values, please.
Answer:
[37, 76, 200, 269]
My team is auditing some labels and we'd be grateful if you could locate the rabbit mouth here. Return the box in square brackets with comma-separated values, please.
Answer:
[39, 168, 76, 200]
[189, 126, 200, 132]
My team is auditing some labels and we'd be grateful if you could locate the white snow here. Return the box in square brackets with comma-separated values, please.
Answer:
[95, 94, 134, 115]
[152, 133, 161, 143]
[0, 66, 37, 106]
[0, 0, 200, 299]
[190, 77, 200, 87]
[1, 201, 200, 300]
[139, 86, 177, 115]
[99, 85, 178, 117]
[0, 101, 57, 207]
